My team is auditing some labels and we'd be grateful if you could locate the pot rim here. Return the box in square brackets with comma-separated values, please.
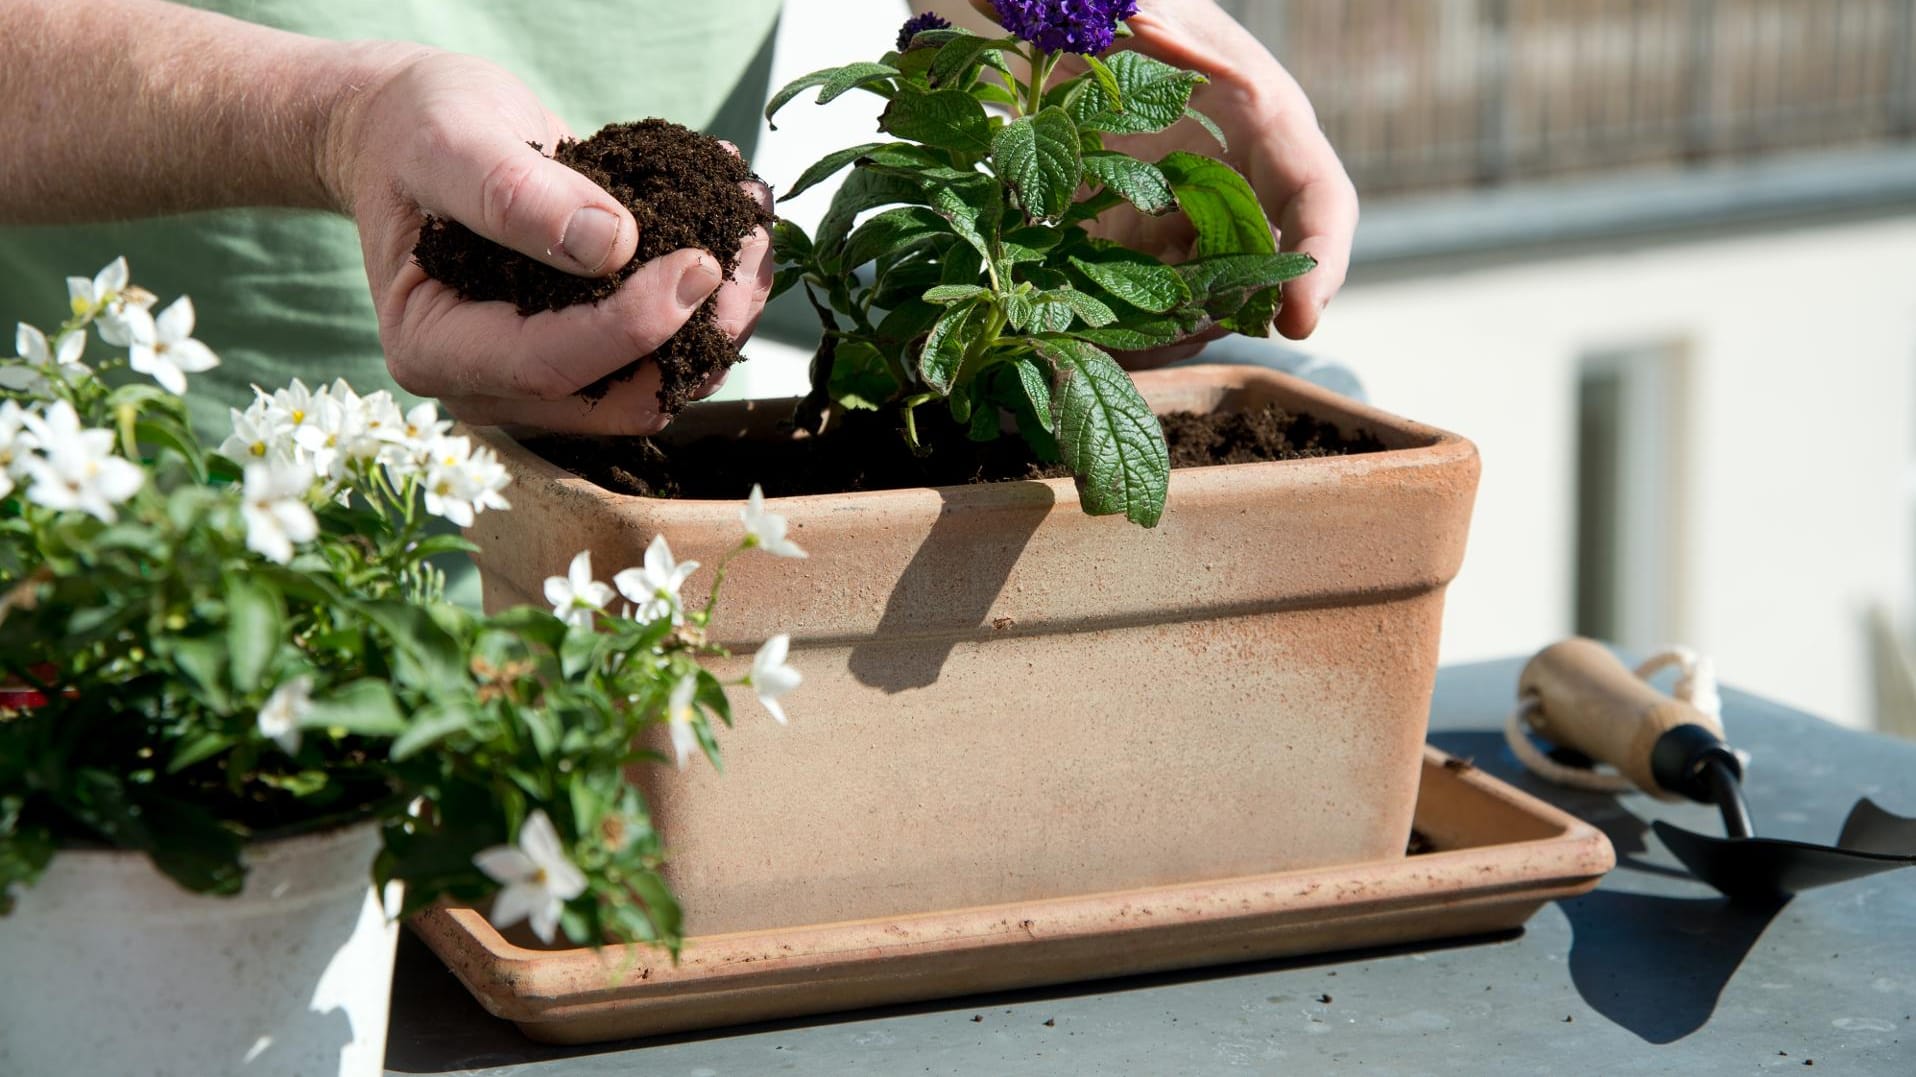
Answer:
[472, 363, 1475, 511]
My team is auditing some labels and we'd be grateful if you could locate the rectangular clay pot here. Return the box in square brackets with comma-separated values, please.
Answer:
[465, 365, 1480, 937]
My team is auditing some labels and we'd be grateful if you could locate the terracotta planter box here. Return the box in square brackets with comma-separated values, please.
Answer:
[465, 364, 1479, 937]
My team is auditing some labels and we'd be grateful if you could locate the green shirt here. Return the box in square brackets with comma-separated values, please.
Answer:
[0, 0, 783, 435]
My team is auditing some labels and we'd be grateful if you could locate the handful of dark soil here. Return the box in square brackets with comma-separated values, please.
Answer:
[412, 119, 769, 413]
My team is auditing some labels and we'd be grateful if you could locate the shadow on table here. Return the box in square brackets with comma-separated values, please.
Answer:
[1430, 729, 1787, 1045]
[382, 928, 1519, 1073]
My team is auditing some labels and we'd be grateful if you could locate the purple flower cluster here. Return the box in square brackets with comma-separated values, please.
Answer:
[895, 12, 953, 51]
[990, 0, 1139, 55]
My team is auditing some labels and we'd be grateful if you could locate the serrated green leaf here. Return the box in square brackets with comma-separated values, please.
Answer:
[1157, 151, 1276, 257]
[815, 167, 926, 256]
[972, 82, 1021, 109]
[1031, 338, 1169, 527]
[1003, 291, 1035, 331]
[990, 108, 1082, 224]
[766, 63, 895, 125]
[1184, 106, 1228, 150]
[922, 284, 988, 304]
[225, 576, 281, 695]
[1050, 288, 1118, 327]
[817, 62, 901, 105]
[304, 679, 407, 737]
[998, 355, 1055, 435]
[1068, 248, 1191, 313]
[1082, 55, 1125, 110]
[1176, 253, 1314, 337]
[828, 340, 900, 411]
[1072, 315, 1206, 352]
[929, 34, 1015, 87]
[1082, 151, 1176, 215]
[876, 299, 943, 359]
[1025, 296, 1077, 334]
[919, 299, 985, 393]
[772, 218, 814, 262]
[925, 177, 1001, 262]
[841, 206, 951, 271]
[1068, 52, 1205, 136]
[880, 88, 993, 155]
[784, 142, 888, 201]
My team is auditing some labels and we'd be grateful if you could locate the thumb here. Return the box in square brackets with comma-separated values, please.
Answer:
[425, 135, 638, 278]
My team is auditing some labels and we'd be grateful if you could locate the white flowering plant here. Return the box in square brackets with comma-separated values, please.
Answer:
[0, 260, 801, 950]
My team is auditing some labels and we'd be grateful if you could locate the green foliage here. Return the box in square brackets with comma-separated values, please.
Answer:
[0, 283, 781, 955]
[768, 14, 1316, 527]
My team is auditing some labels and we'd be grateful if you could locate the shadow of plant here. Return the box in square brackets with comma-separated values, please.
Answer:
[845, 484, 1053, 693]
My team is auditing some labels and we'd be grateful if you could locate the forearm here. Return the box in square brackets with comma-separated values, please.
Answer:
[0, 0, 410, 224]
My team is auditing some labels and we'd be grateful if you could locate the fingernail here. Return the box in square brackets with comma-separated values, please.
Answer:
[560, 207, 622, 274]
[676, 256, 722, 308]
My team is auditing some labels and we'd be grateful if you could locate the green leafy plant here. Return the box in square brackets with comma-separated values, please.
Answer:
[0, 260, 802, 950]
[768, 3, 1315, 527]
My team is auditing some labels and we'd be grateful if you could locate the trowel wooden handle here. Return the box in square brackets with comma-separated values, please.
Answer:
[1517, 638, 1720, 798]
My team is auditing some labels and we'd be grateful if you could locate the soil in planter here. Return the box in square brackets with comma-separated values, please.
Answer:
[411, 119, 769, 414]
[527, 400, 1386, 500]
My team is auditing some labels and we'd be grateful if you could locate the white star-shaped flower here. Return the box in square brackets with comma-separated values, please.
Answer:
[65, 257, 131, 321]
[612, 534, 699, 625]
[666, 674, 700, 769]
[420, 435, 511, 526]
[2, 322, 88, 393]
[241, 460, 319, 565]
[99, 296, 219, 395]
[544, 550, 614, 628]
[473, 809, 587, 945]
[19, 400, 144, 522]
[0, 400, 34, 499]
[748, 634, 801, 725]
[220, 400, 295, 467]
[257, 675, 313, 755]
[740, 484, 806, 558]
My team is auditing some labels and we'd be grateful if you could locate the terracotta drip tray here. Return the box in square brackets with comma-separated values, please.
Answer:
[411, 747, 1614, 1045]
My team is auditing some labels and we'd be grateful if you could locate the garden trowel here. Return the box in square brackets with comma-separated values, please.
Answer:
[1517, 638, 1916, 901]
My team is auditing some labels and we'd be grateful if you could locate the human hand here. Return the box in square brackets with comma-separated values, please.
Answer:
[323, 48, 774, 434]
[962, 0, 1356, 364]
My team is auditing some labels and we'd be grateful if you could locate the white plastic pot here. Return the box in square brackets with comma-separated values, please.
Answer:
[0, 819, 401, 1077]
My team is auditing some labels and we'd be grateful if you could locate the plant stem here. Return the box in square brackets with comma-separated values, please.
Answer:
[898, 392, 939, 456]
[1025, 49, 1058, 115]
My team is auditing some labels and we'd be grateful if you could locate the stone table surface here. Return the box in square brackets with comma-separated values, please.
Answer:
[384, 656, 1916, 1075]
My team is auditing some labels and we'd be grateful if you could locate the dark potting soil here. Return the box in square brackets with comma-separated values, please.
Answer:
[411, 119, 768, 413]
[527, 400, 1386, 500]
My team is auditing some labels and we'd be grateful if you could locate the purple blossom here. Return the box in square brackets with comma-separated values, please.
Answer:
[896, 12, 953, 51]
[989, 0, 1139, 55]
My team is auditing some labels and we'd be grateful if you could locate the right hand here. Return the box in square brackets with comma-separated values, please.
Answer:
[322, 48, 773, 435]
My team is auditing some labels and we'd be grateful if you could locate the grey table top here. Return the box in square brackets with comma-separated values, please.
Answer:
[384, 656, 1916, 1075]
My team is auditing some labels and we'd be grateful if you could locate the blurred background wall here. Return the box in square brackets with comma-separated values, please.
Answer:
[739, 0, 1916, 734]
